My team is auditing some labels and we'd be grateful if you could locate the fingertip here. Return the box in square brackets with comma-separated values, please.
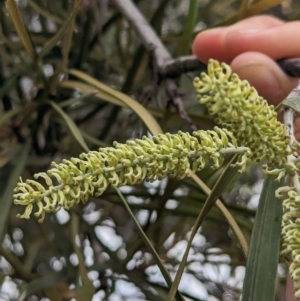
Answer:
[192, 29, 230, 63]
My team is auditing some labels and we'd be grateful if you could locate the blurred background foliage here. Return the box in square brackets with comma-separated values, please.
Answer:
[0, 0, 300, 300]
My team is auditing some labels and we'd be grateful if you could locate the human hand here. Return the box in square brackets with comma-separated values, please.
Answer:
[192, 15, 300, 106]
[192, 15, 300, 139]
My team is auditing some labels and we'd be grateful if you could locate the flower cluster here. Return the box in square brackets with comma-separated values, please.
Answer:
[277, 186, 300, 298]
[193, 59, 292, 166]
[14, 127, 250, 222]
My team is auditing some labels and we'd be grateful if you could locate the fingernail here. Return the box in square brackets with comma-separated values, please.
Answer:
[234, 64, 282, 102]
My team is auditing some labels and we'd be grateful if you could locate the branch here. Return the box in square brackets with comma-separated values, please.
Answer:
[283, 80, 300, 193]
[278, 58, 300, 78]
[110, 0, 206, 78]
[110, 0, 197, 129]
[110, 0, 300, 132]
[111, 0, 300, 79]
[110, 0, 171, 69]
[161, 55, 206, 78]
[165, 79, 197, 131]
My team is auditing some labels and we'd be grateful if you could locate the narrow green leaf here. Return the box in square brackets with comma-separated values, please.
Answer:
[44, 287, 64, 301]
[241, 174, 283, 301]
[0, 144, 24, 168]
[38, 1, 80, 60]
[0, 142, 30, 242]
[6, 0, 37, 62]
[195, 156, 240, 220]
[168, 156, 239, 301]
[0, 244, 33, 281]
[238, 0, 249, 20]
[210, 0, 285, 28]
[48, 101, 89, 152]
[18, 271, 64, 301]
[80, 130, 108, 148]
[0, 107, 23, 128]
[115, 188, 186, 301]
[283, 97, 300, 113]
[0, 273, 5, 287]
[59, 80, 125, 107]
[191, 173, 249, 258]
[71, 212, 94, 301]
[60, 1, 78, 74]
[27, 0, 65, 25]
[59, 91, 98, 108]
[68, 69, 163, 135]
[179, 0, 198, 56]
[0, 75, 19, 98]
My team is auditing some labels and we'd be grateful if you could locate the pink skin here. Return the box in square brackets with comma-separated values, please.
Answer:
[192, 15, 300, 139]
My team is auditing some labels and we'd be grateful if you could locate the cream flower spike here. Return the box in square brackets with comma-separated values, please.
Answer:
[14, 128, 250, 222]
[193, 59, 292, 166]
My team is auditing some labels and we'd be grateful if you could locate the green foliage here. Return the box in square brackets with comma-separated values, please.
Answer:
[242, 174, 284, 301]
[1, 0, 300, 300]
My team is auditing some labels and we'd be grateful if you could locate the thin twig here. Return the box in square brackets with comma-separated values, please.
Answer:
[283, 80, 300, 193]
[110, 0, 197, 129]
[110, 0, 171, 69]
[161, 55, 206, 78]
[278, 58, 300, 78]
[284, 80, 300, 146]
[165, 79, 197, 130]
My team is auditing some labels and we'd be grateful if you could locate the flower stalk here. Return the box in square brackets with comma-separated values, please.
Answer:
[14, 127, 250, 222]
[193, 59, 293, 166]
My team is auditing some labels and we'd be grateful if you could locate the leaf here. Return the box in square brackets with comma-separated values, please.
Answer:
[115, 188, 186, 301]
[0, 273, 5, 287]
[59, 80, 125, 107]
[18, 271, 64, 301]
[0, 142, 30, 242]
[47, 282, 76, 300]
[6, 0, 37, 62]
[38, 0, 80, 60]
[47, 101, 89, 152]
[60, 80, 165, 118]
[282, 97, 300, 113]
[68, 69, 163, 135]
[211, 0, 285, 27]
[0, 144, 23, 168]
[179, 0, 198, 56]
[27, 0, 65, 25]
[193, 155, 240, 221]
[71, 212, 94, 301]
[80, 130, 108, 148]
[0, 107, 23, 128]
[0, 75, 19, 98]
[191, 174, 249, 258]
[238, 0, 250, 20]
[241, 174, 283, 301]
[44, 287, 63, 301]
[59, 90, 99, 108]
[168, 156, 239, 301]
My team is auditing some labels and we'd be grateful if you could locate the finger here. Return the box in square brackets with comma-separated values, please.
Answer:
[225, 21, 300, 61]
[230, 52, 299, 105]
[192, 15, 283, 63]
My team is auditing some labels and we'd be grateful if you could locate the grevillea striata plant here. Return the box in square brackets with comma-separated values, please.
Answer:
[14, 127, 250, 222]
[13, 59, 300, 297]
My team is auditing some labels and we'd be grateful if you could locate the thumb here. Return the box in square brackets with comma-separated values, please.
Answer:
[230, 52, 299, 106]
